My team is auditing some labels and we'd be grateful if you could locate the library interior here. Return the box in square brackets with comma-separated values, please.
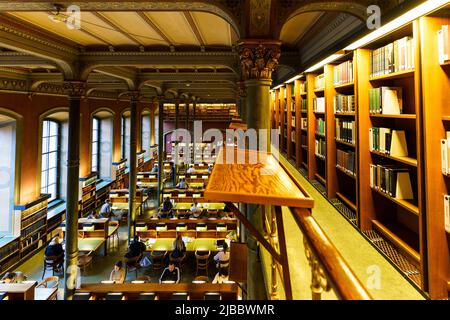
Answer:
[0, 0, 449, 301]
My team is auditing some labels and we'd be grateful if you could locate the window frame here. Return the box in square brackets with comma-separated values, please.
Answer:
[41, 119, 61, 203]
[92, 116, 101, 175]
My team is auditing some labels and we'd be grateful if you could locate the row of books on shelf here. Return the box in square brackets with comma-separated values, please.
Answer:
[315, 139, 326, 159]
[370, 36, 415, 78]
[369, 128, 409, 157]
[437, 25, 450, 65]
[21, 218, 46, 239]
[313, 97, 325, 113]
[440, 131, 450, 175]
[301, 135, 307, 148]
[443, 195, 450, 233]
[369, 164, 414, 200]
[291, 116, 296, 127]
[334, 94, 355, 114]
[0, 241, 19, 262]
[315, 74, 325, 90]
[290, 101, 296, 112]
[291, 131, 296, 143]
[21, 209, 47, 230]
[301, 100, 307, 112]
[301, 118, 307, 130]
[369, 87, 403, 115]
[300, 82, 307, 95]
[336, 149, 356, 176]
[315, 118, 325, 136]
[335, 119, 356, 145]
[334, 60, 354, 85]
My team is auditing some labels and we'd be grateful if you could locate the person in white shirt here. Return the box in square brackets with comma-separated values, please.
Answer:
[186, 165, 196, 174]
[212, 268, 229, 284]
[176, 178, 187, 189]
[213, 242, 230, 268]
[190, 200, 202, 218]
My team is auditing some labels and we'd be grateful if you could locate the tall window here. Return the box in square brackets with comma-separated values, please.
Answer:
[121, 115, 130, 162]
[0, 118, 16, 236]
[41, 120, 60, 202]
[141, 114, 151, 158]
[92, 117, 101, 174]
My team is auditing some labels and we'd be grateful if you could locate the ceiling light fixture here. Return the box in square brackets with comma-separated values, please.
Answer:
[344, 0, 449, 50]
[304, 53, 345, 73]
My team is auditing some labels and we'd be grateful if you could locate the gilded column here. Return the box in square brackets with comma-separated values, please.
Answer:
[127, 91, 140, 242]
[238, 40, 281, 300]
[62, 81, 86, 300]
[156, 95, 165, 207]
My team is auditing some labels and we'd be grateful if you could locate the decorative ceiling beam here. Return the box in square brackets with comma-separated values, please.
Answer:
[183, 11, 205, 47]
[91, 12, 142, 46]
[93, 66, 137, 89]
[137, 12, 172, 46]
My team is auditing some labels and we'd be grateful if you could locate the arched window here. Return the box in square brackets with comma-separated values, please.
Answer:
[41, 120, 60, 202]
[141, 111, 151, 159]
[91, 111, 113, 180]
[121, 113, 130, 164]
[0, 115, 16, 236]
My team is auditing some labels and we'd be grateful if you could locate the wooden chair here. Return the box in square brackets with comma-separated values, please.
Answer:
[37, 276, 59, 289]
[195, 250, 210, 276]
[151, 251, 167, 271]
[124, 255, 141, 279]
[42, 255, 63, 279]
[108, 220, 120, 249]
[77, 252, 93, 273]
[193, 276, 209, 283]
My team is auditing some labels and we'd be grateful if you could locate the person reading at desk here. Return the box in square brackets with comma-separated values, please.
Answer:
[186, 165, 196, 174]
[159, 197, 173, 218]
[176, 178, 187, 189]
[159, 262, 180, 283]
[212, 267, 229, 284]
[208, 164, 213, 173]
[109, 261, 125, 284]
[189, 200, 203, 218]
[213, 242, 230, 269]
[1, 272, 16, 283]
[171, 235, 186, 259]
[125, 236, 147, 262]
[151, 163, 159, 173]
[99, 199, 112, 218]
[45, 236, 65, 270]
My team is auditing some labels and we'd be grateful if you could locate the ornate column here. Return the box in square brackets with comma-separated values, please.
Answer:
[237, 81, 247, 122]
[156, 95, 165, 207]
[238, 40, 281, 300]
[192, 97, 197, 163]
[185, 98, 190, 133]
[127, 90, 140, 243]
[62, 80, 86, 300]
[174, 98, 180, 131]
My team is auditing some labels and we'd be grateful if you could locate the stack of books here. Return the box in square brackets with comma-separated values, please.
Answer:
[369, 164, 414, 199]
[334, 94, 355, 113]
[315, 74, 325, 90]
[334, 60, 354, 85]
[437, 25, 450, 65]
[335, 119, 356, 145]
[301, 118, 308, 130]
[369, 87, 403, 114]
[370, 36, 415, 77]
[315, 118, 325, 136]
[369, 128, 408, 156]
[313, 97, 325, 113]
[440, 131, 450, 174]
[337, 149, 356, 176]
[315, 139, 326, 159]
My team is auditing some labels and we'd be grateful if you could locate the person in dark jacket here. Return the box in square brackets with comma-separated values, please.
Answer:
[159, 197, 173, 218]
[124, 236, 146, 261]
[159, 262, 180, 283]
[45, 236, 64, 268]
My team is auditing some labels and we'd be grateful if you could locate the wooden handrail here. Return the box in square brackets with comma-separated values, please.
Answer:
[290, 207, 372, 300]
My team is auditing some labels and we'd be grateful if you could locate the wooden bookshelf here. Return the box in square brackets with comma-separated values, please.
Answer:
[269, 9, 450, 299]
[79, 173, 97, 218]
[112, 159, 127, 189]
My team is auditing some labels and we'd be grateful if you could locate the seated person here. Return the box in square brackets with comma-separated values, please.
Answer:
[45, 236, 64, 269]
[171, 235, 186, 259]
[151, 163, 159, 173]
[189, 200, 203, 218]
[176, 178, 187, 189]
[159, 262, 180, 283]
[208, 164, 213, 173]
[159, 197, 173, 218]
[212, 267, 229, 284]
[1, 272, 17, 284]
[98, 199, 112, 218]
[186, 165, 196, 174]
[109, 261, 125, 284]
[124, 236, 146, 261]
[213, 242, 230, 269]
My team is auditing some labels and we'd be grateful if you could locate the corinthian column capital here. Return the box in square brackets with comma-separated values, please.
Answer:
[238, 40, 282, 81]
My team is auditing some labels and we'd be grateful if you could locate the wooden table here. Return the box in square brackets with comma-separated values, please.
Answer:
[35, 287, 58, 300]
[169, 202, 225, 211]
[77, 238, 106, 255]
[205, 147, 314, 208]
[0, 282, 37, 300]
[145, 238, 222, 252]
